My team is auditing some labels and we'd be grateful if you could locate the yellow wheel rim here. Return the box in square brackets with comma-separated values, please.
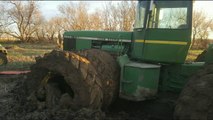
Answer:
[0, 58, 4, 65]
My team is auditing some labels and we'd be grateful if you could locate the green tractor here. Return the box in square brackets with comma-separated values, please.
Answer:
[0, 44, 8, 65]
[26, 0, 213, 119]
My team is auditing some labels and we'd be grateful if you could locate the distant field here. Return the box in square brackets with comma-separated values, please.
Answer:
[0, 42, 58, 71]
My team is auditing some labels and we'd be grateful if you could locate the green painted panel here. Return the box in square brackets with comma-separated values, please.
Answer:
[63, 30, 133, 52]
[117, 55, 130, 97]
[123, 67, 140, 94]
[64, 31, 132, 40]
[145, 29, 191, 41]
[143, 43, 190, 63]
[76, 39, 91, 50]
[123, 67, 160, 93]
[205, 44, 213, 63]
[131, 43, 144, 59]
[181, 62, 205, 76]
[121, 62, 160, 100]
[101, 45, 124, 54]
[63, 39, 69, 51]
[159, 62, 205, 93]
[142, 29, 191, 63]
[131, 29, 146, 59]
[141, 69, 160, 88]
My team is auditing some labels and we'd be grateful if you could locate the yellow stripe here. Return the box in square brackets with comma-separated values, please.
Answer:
[135, 40, 145, 43]
[146, 40, 188, 45]
[135, 40, 188, 45]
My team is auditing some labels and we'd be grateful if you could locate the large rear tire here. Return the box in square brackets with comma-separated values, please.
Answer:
[25, 49, 119, 110]
[77, 49, 120, 109]
[174, 64, 213, 120]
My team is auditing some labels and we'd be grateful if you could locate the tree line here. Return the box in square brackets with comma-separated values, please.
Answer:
[0, 1, 212, 49]
[0, 1, 136, 46]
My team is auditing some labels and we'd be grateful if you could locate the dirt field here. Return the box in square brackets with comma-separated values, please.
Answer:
[0, 42, 204, 120]
[0, 74, 176, 120]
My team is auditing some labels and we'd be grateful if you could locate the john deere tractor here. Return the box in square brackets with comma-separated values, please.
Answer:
[0, 44, 7, 65]
[25, 0, 213, 119]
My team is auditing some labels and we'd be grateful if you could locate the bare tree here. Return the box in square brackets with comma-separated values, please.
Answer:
[192, 10, 213, 49]
[117, 1, 136, 31]
[34, 15, 64, 47]
[101, 1, 136, 31]
[57, 1, 136, 32]
[58, 2, 90, 31]
[45, 17, 64, 47]
[0, 3, 11, 37]
[101, 2, 119, 31]
[35, 21, 47, 42]
[4, 1, 44, 42]
[88, 10, 103, 30]
[0, 4, 4, 36]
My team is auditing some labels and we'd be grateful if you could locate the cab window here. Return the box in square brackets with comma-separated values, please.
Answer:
[135, 1, 148, 28]
[149, 1, 188, 29]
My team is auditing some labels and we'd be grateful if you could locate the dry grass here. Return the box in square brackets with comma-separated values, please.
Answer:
[0, 42, 58, 71]
[186, 50, 204, 62]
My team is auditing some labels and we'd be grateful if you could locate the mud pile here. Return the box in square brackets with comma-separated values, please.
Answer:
[0, 75, 105, 120]
[174, 63, 213, 119]
[0, 74, 176, 120]
[1, 49, 120, 120]
[0, 49, 178, 120]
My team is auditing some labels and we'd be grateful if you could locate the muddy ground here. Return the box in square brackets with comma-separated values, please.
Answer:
[0, 48, 176, 120]
[0, 74, 174, 120]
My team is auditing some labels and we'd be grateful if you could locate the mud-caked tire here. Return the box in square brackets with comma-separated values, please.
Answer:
[25, 49, 119, 110]
[77, 49, 120, 109]
[174, 64, 213, 120]
[0, 53, 7, 65]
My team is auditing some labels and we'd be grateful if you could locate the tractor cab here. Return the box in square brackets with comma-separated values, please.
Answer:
[131, 0, 193, 64]
[119, 0, 193, 100]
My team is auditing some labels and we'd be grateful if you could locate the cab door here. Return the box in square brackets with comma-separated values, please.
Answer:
[142, 1, 193, 63]
[131, 1, 149, 59]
